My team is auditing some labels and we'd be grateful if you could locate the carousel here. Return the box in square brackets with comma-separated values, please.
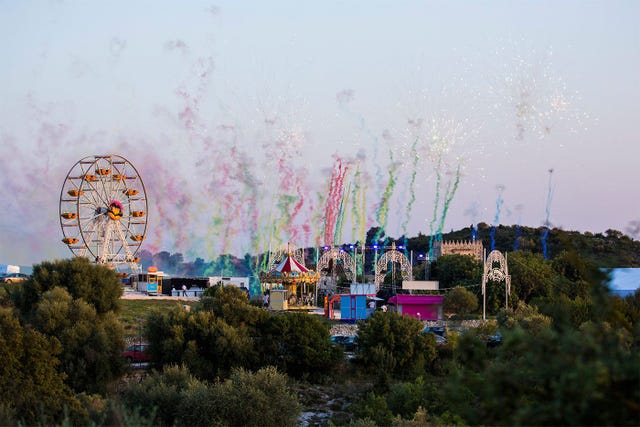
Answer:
[259, 252, 320, 310]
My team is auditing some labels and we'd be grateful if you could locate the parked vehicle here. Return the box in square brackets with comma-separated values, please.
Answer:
[1, 273, 30, 283]
[483, 332, 503, 347]
[330, 335, 358, 352]
[434, 334, 447, 346]
[122, 344, 151, 363]
[422, 325, 446, 337]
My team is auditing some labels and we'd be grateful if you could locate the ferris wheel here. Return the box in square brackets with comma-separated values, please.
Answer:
[59, 154, 148, 271]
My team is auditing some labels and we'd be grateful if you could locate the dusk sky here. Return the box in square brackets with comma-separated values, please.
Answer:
[1, 1, 638, 266]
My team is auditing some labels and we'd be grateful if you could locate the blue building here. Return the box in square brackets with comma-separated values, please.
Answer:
[607, 268, 640, 297]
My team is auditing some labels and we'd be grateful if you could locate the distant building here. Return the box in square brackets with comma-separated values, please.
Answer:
[209, 276, 251, 289]
[433, 240, 484, 262]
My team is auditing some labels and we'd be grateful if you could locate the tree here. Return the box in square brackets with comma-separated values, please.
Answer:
[8, 259, 125, 394]
[14, 257, 122, 315]
[120, 364, 211, 426]
[253, 312, 342, 381]
[198, 284, 261, 328]
[533, 250, 611, 329]
[214, 366, 300, 427]
[0, 307, 84, 425]
[432, 254, 482, 289]
[357, 311, 436, 379]
[508, 250, 555, 303]
[444, 324, 640, 426]
[120, 364, 300, 427]
[31, 287, 126, 393]
[152, 251, 172, 272]
[147, 300, 341, 382]
[182, 311, 254, 380]
[496, 301, 552, 335]
[443, 286, 478, 318]
[145, 305, 190, 368]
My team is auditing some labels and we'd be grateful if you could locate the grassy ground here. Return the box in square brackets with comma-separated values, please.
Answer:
[118, 299, 197, 339]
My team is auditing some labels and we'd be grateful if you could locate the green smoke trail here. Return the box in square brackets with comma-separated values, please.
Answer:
[313, 190, 326, 248]
[351, 164, 367, 245]
[275, 194, 296, 244]
[428, 157, 443, 258]
[334, 180, 350, 245]
[374, 150, 399, 242]
[358, 171, 367, 244]
[401, 135, 421, 235]
[350, 169, 360, 241]
[435, 164, 462, 238]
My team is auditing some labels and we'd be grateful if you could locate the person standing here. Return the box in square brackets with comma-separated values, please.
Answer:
[182, 284, 187, 297]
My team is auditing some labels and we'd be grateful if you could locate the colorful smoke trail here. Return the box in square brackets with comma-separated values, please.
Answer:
[464, 201, 480, 241]
[427, 158, 443, 259]
[374, 150, 400, 243]
[350, 160, 368, 245]
[490, 185, 505, 251]
[400, 132, 421, 237]
[435, 165, 462, 239]
[421, 115, 470, 258]
[0, 19, 595, 277]
[323, 155, 351, 245]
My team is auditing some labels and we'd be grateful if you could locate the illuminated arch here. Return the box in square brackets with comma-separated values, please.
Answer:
[481, 250, 512, 320]
[318, 248, 356, 283]
[374, 245, 413, 290]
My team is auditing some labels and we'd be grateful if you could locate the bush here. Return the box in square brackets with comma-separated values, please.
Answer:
[120, 365, 300, 427]
[357, 311, 436, 379]
[214, 366, 300, 426]
[443, 286, 478, 318]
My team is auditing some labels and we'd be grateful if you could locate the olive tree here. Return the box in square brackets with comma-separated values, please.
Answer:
[9, 258, 125, 394]
[357, 311, 436, 379]
[443, 286, 478, 319]
[14, 257, 122, 315]
[0, 307, 84, 425]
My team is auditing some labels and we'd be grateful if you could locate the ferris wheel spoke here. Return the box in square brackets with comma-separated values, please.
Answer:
[114, 222, 135, 260]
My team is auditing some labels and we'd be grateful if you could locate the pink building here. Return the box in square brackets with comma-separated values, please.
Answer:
[387, 294, 444, 321]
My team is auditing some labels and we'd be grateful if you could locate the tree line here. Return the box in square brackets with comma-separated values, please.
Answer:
[140, 224, 640, 281]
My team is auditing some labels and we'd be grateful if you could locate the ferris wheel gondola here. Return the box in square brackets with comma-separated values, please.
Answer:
[59, 155, 148, 271]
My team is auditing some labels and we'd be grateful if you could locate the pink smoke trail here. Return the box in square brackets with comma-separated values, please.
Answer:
[323, 155, 351, 245]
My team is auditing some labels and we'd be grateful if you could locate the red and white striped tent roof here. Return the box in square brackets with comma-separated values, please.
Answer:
[271, 254, 309, 275]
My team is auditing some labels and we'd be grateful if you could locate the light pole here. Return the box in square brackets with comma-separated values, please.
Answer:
[418, 253, 429, 280]
[349, 244, 356, 285]
[373, 244, 378, 285]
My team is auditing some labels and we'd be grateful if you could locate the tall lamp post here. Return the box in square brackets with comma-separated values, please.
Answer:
[418, 253, 429, 280]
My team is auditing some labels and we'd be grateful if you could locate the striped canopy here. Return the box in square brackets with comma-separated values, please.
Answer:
[271, 254, 309, 274]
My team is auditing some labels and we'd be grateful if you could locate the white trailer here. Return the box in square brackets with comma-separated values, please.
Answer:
[0, 264, 20, 275]
[209, 276, 250, 288]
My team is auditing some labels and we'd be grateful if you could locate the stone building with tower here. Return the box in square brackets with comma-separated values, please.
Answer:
[432, 240, 484, 262]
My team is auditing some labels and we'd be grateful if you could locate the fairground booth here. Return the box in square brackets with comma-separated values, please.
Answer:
[387, 294, 444, 321]
[259, 253, 319, 310]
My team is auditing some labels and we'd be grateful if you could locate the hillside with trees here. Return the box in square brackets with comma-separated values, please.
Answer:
[0, 227, 638, 425]
[137, 225, 640, 280]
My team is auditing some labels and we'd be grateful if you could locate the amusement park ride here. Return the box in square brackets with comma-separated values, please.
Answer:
[59, 155, 148, 274]
[56, 155, 508, 318]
